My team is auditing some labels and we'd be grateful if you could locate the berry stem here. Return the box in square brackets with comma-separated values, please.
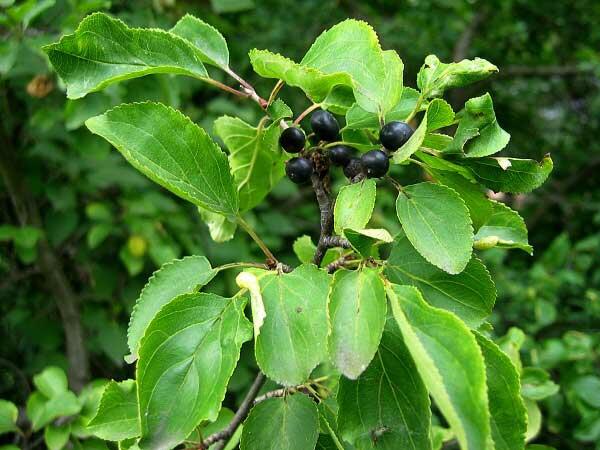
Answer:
[293, 102, 322, 125]
[215, 261, 268, 272]
[236, 216, 278, 264]
[267, 79, 285, 106]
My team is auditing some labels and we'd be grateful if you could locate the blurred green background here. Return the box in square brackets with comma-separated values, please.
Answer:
[1, 0, 599, 448]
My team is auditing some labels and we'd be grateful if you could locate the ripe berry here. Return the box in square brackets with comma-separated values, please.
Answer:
[380, 121, 413, 151]
[361, 150, 389, 178]
[328, 145, 355, 167]
[279, 127, 306, 153]
[286, 157, 313, 184]
[310, 110, 339, 142]
[343, 157, 363, 180]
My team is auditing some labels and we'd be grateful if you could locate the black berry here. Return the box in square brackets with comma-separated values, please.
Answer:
[279, 127, 306, 153]
[343, 157, 363, 180]
[286, 157, 313, 184]
[380, 121, 413, 151]
[361, 150, 389, 178]
[310, 110, 339, 142]
[328, 145, 355, 167]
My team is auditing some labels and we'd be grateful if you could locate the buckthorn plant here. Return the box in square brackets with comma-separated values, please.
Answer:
[2, 11, 556, 450]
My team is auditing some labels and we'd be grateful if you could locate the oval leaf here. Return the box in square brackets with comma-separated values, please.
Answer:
[43, 13, 209, 99]
[127, 255, 216, 361]
[170, 14, 229, 69]
[252, 265, 330, 385]
[241, 394, 319, 450]
[396, 182, 473, 274]
[337, 319, 432, 450]
[86, 380, 140, 441]
[136, 293, 252, 450]
[334, 179, 376, 235]
[86, 102, 239, 216]
[386, 284, 491, 450]
[328, 267, 386, 379]
[385, 236, 496, 328]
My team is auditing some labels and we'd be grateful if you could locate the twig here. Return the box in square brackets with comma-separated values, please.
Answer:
[200, 372, 266, 450]
[223, 68, 268, 109]
[252, 386, 310, 404]
[322, 236, 351, 249]
[326, 254, 355, 273]
[267, 80, 284, 106]
[311, 169, 334, 267]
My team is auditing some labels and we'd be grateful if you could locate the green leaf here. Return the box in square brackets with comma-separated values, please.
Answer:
[475, 333, 526, 450]
[395, 182, 473, 274]
[247, 265, 330, 385]
[43, 13, 210, 99]
[136, 293, 252, 450]
[0, 400, 18, 435]
[170, 14, 229, 69]
[337, 319, 432, 450]
[415, 151, 476, 181]
[33, 366, 68, 398]
[334, 179, 376, 235]
[474, 201, 532, 254]
[249, 49, 352, 104]
[214, 116, 286, 211]
[524, 399, 541, 442]
[86, 380, 139, 441]
[463, 155, 553, 194]
[0, 39, 19, 75]
[27, 391, 81, 431]
[300, 20, 386, 113]
[422, 133, 453, 151]
[387, 284, 491, 450]
[44, 423, 71, 450]
[343, 228, 393, 257]
[520, 368, 559, 400]
[198, 207, 237, 243]
[379, 50, 404, 117]
[417, 55, 498, 98]
[447, 93, 510, 157]
[86, 102, 238, 216]
[267, 99, 293, 122]
[7, 0, 54, 29]
[126, 255, 216, 361]
[345, 87, 419, 130]
[428, 169, 492, 231]
[241, 394, 319, 450]
[87, 223, 112, 249]
[426, 98, 455, 132]
[293, 235, 317, 264]
[328, 267, 386, 379]
[571, 375, 600, 409]
[386, 236, 496, 328]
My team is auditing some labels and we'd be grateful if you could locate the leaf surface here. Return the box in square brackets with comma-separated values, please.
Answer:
[127, 255, 216, 361]
[337, 319, 432, 450]
[328, 267, 386, 379]
[86, 380, 139, 441]
[386, 236, 495, 327]
[387, 284, 491, 450]
[396, 182, 473, 274]
[86, 102, 238, 215]
[334, 179, 376, 234]
[136, 293, 252, 450]
[44, 13, 210, 99]
[240, 394, 319, 450]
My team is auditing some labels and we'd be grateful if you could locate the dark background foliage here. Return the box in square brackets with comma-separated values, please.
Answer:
[1, 0, 599, 448]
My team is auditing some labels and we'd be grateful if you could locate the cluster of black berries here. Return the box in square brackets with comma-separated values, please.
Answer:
[280, 109, 413, 185]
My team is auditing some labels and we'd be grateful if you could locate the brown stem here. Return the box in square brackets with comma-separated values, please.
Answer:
[326, 254, 355, 273]
[294, 102, 321, 125]
[236, 216, 278, 266]
[322, 236, 351, 249]
[0, 127, 89, 391]
[311, 170, 334, 267]
[200, 372, 266, 449]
